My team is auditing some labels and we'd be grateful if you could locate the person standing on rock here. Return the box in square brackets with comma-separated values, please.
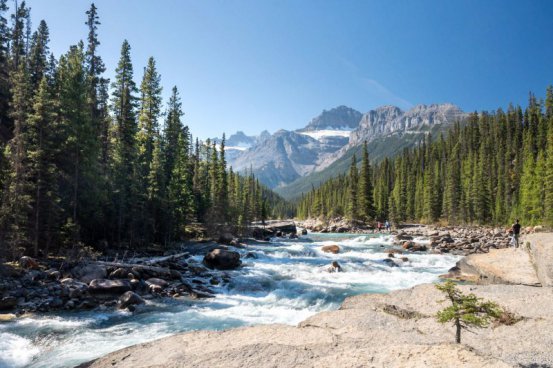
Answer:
[385, 220, 391, 232]
[511, 219, 521, 248]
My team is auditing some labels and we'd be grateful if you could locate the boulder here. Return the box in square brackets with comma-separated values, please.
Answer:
[327, 261, 342, 273]
[301, 229, 308, 235]
[19, 256, 39, 270]
[203, 249, 242, 270]
[402, 241, 415, 250]
[109, 268, 130, 279]
[145, 278, 168, 288]
[88, 279, 131, 298]
[395, 233, 413, 241]
[72, 264, 107, 284]
[0, 296, 17, 310]
[0, 313, 17, 322]
[533, 225, 544, 233]
[321, 245, 340, 254]
[118, 291, 145, 310]
[382, 258, 399, 267]
[411, 244, 428, 252]
[218, 233, 235, 245]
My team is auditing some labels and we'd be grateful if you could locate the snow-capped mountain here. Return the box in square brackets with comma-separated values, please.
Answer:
[221, 103, 466, 192]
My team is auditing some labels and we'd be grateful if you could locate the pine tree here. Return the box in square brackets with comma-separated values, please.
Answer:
[358, 141, 374, 221]
[347, 154, 359, 221]
[1, 62, 31, 257]
[0, 0, 10, 137]
[28, 20, 50, 91]
[111, 40, 138, 245]
[163, 86, 183, 183]
[168, 133, 194, 239]
[27, 77, 60, 256]
[544, 113, 553, 226]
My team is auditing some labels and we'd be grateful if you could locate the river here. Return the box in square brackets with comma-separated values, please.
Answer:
[0, 232, 459, 368]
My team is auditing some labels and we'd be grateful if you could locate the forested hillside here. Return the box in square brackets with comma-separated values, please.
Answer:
[297, 91, 553, 227]
[0, 2, 292, 260]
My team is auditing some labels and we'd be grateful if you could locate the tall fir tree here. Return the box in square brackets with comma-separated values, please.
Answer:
[358, 141, 375, 221]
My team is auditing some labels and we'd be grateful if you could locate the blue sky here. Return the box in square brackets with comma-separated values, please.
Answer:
[22, 0, 553, 139]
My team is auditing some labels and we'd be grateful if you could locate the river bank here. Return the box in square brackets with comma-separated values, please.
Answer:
[77, 232, 553, 368]
[0, 230, 459, 367]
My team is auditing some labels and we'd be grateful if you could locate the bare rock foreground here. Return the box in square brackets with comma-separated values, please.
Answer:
[79, 234, 553, 368]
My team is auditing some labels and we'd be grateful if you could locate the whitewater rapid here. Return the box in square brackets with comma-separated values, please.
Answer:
[0, 232, 459, 368]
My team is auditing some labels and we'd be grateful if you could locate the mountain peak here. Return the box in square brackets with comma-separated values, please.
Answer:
[300, 106, 363, 132]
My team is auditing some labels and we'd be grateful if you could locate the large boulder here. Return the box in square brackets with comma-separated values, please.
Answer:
[72, 264, 107, 284]
[0, 296, 17, 310]
[203, 249, 242, 270]
[321, 245, 341, 254]
[19, 256, 39, 270]
[88, 279, 131, 298]
[118, 291, 145, 310]
[218, 233, 235, 245]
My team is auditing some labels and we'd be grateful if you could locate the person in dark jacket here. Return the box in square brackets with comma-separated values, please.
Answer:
[511, 219, 521, 248]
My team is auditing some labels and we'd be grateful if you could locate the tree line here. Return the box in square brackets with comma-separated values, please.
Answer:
[0, 2, 292, 259]
[297, 90, 553, 228]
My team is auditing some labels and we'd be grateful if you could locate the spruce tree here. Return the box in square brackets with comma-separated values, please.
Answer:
[347, 154, 359, 221]
[28, 20, 50, 91]
[0, 0, 10, 136]
[358, 141, 374, 221]
[111, 40, 138, 245]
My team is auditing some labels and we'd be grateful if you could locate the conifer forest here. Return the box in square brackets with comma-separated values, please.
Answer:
[297, 92, 553, 227]
[0, 2, 292, 259]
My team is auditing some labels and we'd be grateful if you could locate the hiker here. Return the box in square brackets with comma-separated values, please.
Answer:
[385, 220, 391, 232]
[511, 219, 521, 248]
[377, 221, 382, 232]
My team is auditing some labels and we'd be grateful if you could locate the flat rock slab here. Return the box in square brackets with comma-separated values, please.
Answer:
[525, 233, 553, 287]
[460, 248, 540, 286]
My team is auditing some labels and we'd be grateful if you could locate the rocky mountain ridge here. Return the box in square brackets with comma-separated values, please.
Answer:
[223, 103, 466, 191]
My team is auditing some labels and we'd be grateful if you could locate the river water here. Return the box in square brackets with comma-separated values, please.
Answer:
[0, 232, 459, 368]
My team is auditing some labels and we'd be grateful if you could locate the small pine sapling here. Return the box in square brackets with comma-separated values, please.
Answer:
[435, 280, 502, 343]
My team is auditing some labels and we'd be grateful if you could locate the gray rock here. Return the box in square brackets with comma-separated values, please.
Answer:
[203, 249, 242, 270]
[88, 279, 131, 298]
[0, 296, 17, 310]
[118, 291, 145, 310]
[72, 264, 107, 284]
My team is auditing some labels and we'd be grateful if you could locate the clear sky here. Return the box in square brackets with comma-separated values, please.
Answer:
[20, 0, 553, 139]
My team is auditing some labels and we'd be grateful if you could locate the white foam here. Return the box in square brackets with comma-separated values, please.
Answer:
[0, 333, 40, 368]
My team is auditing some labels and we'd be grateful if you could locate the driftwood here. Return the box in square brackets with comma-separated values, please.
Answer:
[95, 261, 173, 276]
[142, 252, 189, 265]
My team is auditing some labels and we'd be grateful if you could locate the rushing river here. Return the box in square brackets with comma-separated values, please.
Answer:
[0, 232, 459, 368]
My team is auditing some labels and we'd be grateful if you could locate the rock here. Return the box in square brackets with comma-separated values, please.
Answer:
[218, 233, 235, 245]
[47, 270, 61, 280]
[387, 253, 395, 258]
[327, 261, 342, 273]
[301, 229, 308, 235]
[401, 257, 409, 262]
[321, 245, 340, 254]
[145, 278, 168, 288]
[289, 234, 299, 239]
[19, 256, 39, 269]
[0, 313, 17, 322]
[245, 252, 257, 259]
[118, 291, 145, 310]
[109, 268, 130, 279]
[0, 296, 17, 310]
[402, 241, 415, 250]
[88, 279, 131, 298]
[395, 233, 413, 241]
[382, 258, 399, 267]
[533, 225, 544, 233]
[411, 244, 428, 252]
[203, 249, 242, 270]
[72, 264, 107, 284]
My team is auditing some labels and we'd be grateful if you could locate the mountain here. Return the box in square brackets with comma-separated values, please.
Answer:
[222, 103, 466, 198]
[225, 106, 363, 188]
[275, 104, 467, 198]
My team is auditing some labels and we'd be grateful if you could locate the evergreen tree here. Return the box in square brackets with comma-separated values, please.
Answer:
[347, 154, 359, 220]
[28, 20, 50, 91]
[111, 40, 138, 244]
[0, 0, 10, 137]
[358, 141, 374, 221]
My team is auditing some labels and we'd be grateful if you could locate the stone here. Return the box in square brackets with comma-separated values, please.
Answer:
[218, 233, 235, 245]
[382, 258, 399, 267]
[0, 313, 17, 322]
[0, 296, 17, 310]
[327, 261, 342, 273]
[72, 264, 107, 284]
[19, 256, 39, 270]
[395, 233, 413, 241]
[301, 229, 308, 235]
[321, 245, 340, 254]
[109, 268, 130, 279]
[146, 278, 168, 288]
[203, 249, 242, 270]
[118, 291, 145, 310]
[88, 279, 131, 298]
[402, 241, 415, 250]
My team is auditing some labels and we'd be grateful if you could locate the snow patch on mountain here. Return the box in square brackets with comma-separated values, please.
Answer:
[298, 129, 352, 141]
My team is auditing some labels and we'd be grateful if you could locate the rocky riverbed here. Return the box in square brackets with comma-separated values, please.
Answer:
[77, 232, 553, 368]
